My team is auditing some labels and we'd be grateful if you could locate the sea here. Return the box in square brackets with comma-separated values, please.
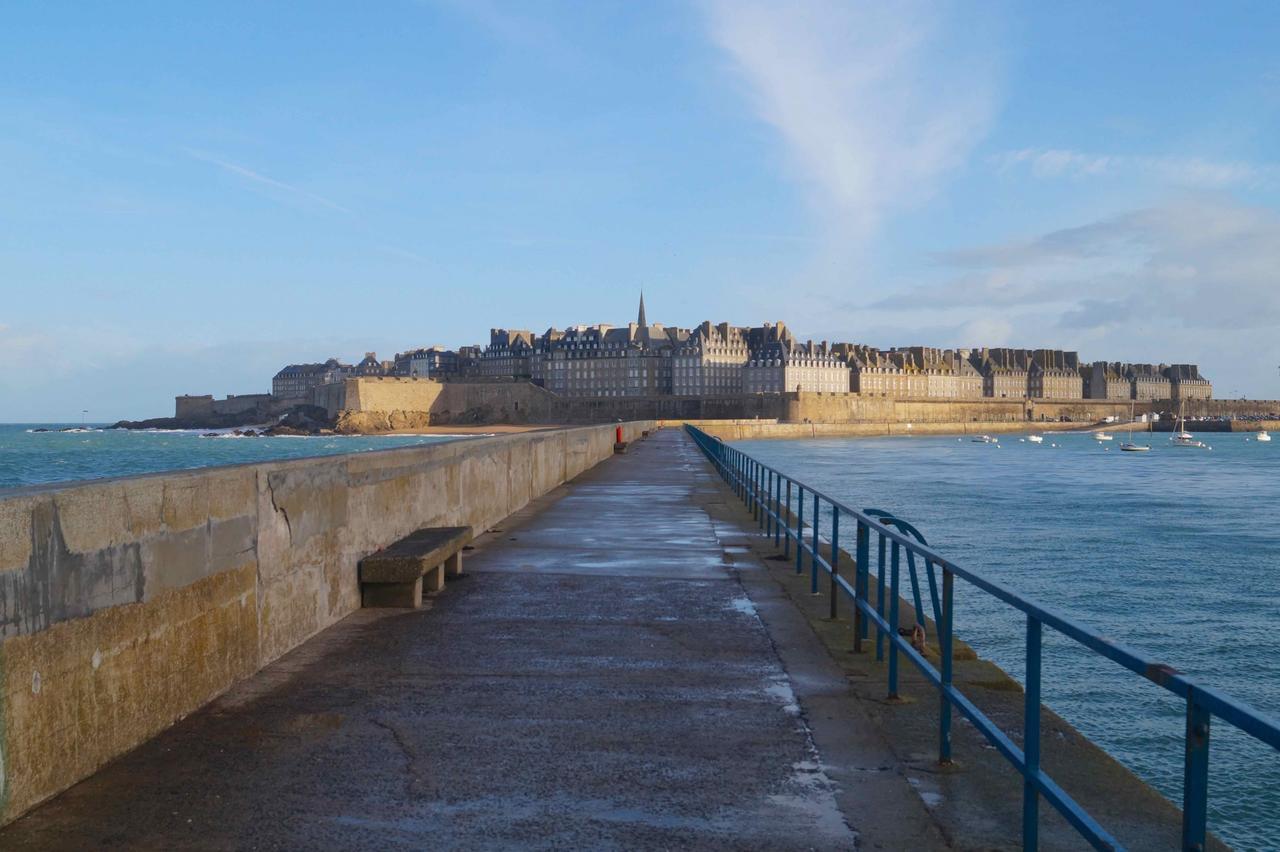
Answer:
[736, 429, 1279, 850]
[0, 423, 470, 491]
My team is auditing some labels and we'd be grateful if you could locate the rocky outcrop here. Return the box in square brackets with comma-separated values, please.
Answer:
[114, 405, 333, 433]
[333, 410, 432, 434]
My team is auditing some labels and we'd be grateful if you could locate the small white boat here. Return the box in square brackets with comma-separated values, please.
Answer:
[1119, 401, 1150, 452]
[1169, 403, 1209, 449]
[1028, 434, 1044, 444]
[1257, 430, 1272, 442]
[1094, 432, 1113, 442]
[971, 434, 998, 444]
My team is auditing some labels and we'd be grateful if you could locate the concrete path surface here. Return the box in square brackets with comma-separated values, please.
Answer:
[0, 428, 943, 850]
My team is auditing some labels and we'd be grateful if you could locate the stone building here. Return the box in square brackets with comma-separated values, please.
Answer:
[672, 321, 753, 396]
[1165, 364, 1213, 401]
[892, 347, 984, 399]
[1028, 350, 1083, 399]
[1125, 363, 1172, 401]
[533, 298, 690, 398]
[476, 330, 535, 378]
[1083, 362, 1130, 400]
[355, 352, 389, 377]
[272, 358, 353, 400]
[744, 339, 849, 394]
[841, 345, 913, 397]
[971, 348, 1031, 399]
[402, 346, 461, 379]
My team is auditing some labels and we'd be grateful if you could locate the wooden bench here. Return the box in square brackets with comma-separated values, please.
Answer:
[359, 526, 473, 608]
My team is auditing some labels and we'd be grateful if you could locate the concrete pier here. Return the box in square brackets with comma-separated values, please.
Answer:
[0, 428, 950, 849]
[0, 428, 1210, 850]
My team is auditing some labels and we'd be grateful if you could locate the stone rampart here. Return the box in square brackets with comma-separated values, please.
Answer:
[684, 420, 1096, 441]
[0, 421, 653, 825]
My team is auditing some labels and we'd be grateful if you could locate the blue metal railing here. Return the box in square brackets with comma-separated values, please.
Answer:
[685, 424, 1280, 851]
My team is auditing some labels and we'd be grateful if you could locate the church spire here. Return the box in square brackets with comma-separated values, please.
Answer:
[637, 291, 647, 328]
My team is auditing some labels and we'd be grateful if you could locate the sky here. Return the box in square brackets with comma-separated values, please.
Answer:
[3, 1, 1280, 420]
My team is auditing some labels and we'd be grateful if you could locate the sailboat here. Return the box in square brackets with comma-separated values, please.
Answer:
[1169, 400, 1209, 449]
[1119, 400, 1150, 452]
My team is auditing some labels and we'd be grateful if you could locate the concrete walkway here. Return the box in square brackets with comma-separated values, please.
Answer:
[0, 428, 942, 850]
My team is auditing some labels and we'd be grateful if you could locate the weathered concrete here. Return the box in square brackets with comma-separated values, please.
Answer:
[0, 428, 951, 850]
[0, 422, 651, 826]
[0, 428, 1214, 849]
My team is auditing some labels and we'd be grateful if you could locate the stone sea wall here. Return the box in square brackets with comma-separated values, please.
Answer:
[0, 422, 653, 825]
[681, 419, 1096, 442]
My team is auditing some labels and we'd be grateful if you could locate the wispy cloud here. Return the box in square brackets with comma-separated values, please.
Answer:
[375, 244, 431, 264]
[994, 148, 1280, 189]
[184, 148, 351, 213]
[862, 196, 1280, 391]
[703, 0, 1000, 241]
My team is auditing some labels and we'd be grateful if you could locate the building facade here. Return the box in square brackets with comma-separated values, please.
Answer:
[1028, 350, 1083, 399]
[1083, 361, 1130, 400]
[272, 358, 353, 400]
[972, 348, 1031, 399]
[744, 339, 849, 394]
[1125, 363, 1172, 401]
[476, 330, 535, 378]
[402, 346, 461, 379]
[673, 321, 753, 396]
[1165, 364, 1213, 401]
[843, 345, 914, 397]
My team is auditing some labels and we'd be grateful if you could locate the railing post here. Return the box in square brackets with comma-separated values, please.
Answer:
[810, 492, 820, 595]
[888, 541, 901, 699]
[765, 470, 773, 536]
[939, 566, 953, 764]
[876, 533, 887, 662]
[1024, 616, 1042, 851]
[774, 474, 782, 546]
[752, 461, 760, 522]
[784, 481, 792, 558]
[855, 519, 868, 652]
[795, 486, 805, 574]
[752, 465, 762, 524]
[829, 512, 839, 620]
[754, 462, 762, 522]
[1182, 689, 1211, 851]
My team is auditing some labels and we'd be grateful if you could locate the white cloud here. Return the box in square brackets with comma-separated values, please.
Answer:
[704, 0, 999, 241]
[865, 196, 1280, 394]
[994, 148, 1279, 189]
[184, 148, 351, 213]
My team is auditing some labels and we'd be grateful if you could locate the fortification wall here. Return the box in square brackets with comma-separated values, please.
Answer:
[786, 393, 1137, 424]
[0, 421, 653, 825]
[686, 420, 1094, 441]
[173, 394, 286, 422]
[321, 378, 788, 426]
[318, 379, 1263, 430]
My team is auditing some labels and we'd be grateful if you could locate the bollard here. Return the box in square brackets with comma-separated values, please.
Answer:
[613, 424, 628, 454]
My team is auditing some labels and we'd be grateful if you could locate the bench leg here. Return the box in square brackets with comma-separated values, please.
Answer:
[445, 551, 463, 578]
[362, 577, 422, 609]
[424, 564, 445, 593]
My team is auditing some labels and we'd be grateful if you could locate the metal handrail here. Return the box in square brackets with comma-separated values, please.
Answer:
[684, 423, 1280, 851]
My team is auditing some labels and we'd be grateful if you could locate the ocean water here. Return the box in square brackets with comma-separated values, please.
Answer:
[0, 424, 472, 491]
[736, 430, 1280, 850]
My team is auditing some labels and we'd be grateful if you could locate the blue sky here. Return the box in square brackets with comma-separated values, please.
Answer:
[3, 1, 1279, 419]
